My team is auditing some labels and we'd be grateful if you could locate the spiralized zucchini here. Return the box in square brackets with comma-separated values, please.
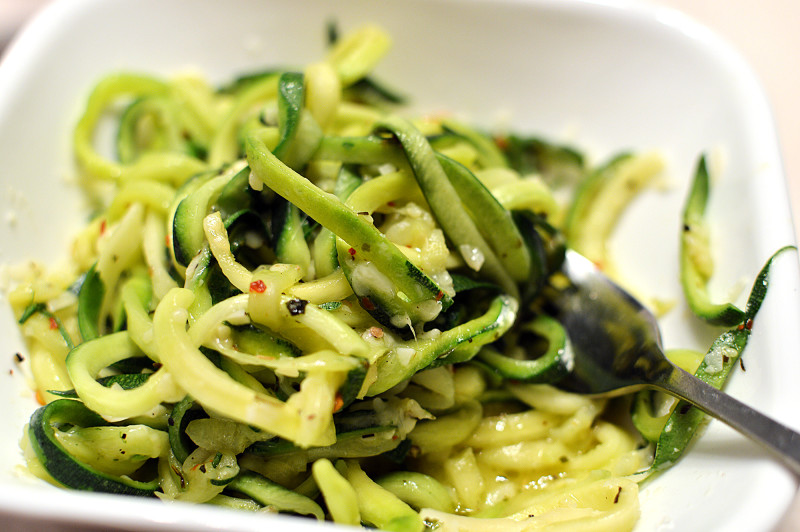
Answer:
[10, 23, 692, 532]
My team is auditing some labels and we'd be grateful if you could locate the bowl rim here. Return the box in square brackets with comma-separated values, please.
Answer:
[0, 0, 797, 531]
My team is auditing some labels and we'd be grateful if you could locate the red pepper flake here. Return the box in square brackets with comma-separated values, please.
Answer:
[369, 326, 384, 339]
[249, 280, 267, 293]
[348, 247, 356, 257]
[360, 296, 375, 311]
[48, 317, 58, 330]
[99, 219, 107, 235]
[387, 201, 396, 207]
[435, 290, 444, 302]
[494, 136, 509, 150]
[333, 393, 344, 413]
[35, 389, 45, 406]
[745, 318, 754, 330]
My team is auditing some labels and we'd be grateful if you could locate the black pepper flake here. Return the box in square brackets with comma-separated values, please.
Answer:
[121, 433, 127, 440]
[614, 486, 622, 504]
[171, 464, 185, 488]
[559, 456, 568, 463]
[286, 298, 309, 316]
[167, 417, 175, 426]
[14, 353, 24, 363]
[199, 464, 207, 473]
[683, 224, 691, 232]
[740, 358, 746, 371]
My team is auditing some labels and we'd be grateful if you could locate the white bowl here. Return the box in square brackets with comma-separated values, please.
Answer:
[1, 0, 798, 530]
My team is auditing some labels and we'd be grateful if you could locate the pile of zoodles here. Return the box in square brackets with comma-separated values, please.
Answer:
[9, 24, 782, 532]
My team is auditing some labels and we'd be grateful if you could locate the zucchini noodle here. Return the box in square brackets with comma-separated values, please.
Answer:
[12, 23, 720, 532]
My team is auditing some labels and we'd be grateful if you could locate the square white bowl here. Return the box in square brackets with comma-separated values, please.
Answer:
[0, 0, 798, 530]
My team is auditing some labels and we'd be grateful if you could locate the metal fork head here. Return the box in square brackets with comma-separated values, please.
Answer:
[553, 250, 674, 396]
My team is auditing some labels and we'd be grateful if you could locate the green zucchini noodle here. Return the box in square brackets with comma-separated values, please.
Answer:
[10, 23, 695, 532]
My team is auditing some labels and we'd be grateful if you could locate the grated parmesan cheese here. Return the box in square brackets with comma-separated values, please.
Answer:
[704, 345, 737, 374]
[459, 244, 485, 271]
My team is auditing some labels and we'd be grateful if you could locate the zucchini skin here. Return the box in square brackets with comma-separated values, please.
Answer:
[168, 395, 204, 463]
[28, 399, 160, 496]
[646, 246, 794, 474]
[680, 155, 745, 326]
[478, 314, 571, 383]
[367, 294, 518, 395]
[375, 115, 519, 298]
[76, 264, 104, 342]
[245, 133, 452, 327]
[228, 471, 325, 520]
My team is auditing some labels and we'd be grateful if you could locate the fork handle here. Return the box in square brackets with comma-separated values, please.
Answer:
[662, 367, 800, 475]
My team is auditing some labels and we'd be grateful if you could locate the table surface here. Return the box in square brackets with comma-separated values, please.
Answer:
[1, 0, 799, 529]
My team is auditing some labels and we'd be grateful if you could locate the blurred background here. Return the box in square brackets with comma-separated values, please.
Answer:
[2, 0, 798, 228]
[1, 0, 798, 529]
[653, 0, 800, 237]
